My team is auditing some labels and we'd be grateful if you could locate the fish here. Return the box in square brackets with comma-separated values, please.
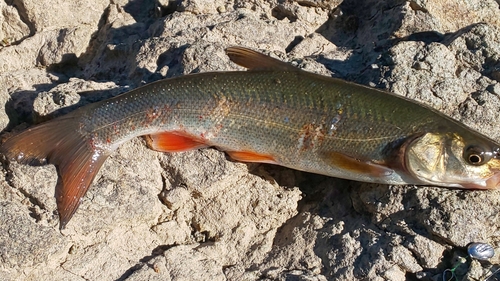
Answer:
[1, 47, 500, 228]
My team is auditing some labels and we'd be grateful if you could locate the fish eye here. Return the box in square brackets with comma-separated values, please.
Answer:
[464, 145, 492, 166]
[468, 154, 482, 164]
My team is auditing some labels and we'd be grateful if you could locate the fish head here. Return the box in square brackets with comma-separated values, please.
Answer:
[404, 131, 500, 189]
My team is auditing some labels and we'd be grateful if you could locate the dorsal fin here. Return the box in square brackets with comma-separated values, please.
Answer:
[225, 46, 299, 71]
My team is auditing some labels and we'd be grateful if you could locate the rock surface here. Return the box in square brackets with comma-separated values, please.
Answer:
[1, 0, 500, 280]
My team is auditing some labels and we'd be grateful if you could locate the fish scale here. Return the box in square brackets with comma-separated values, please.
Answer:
[79, 71, 449, 176]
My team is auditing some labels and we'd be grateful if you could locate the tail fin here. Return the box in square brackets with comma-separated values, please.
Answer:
[1, 115, 108, 229]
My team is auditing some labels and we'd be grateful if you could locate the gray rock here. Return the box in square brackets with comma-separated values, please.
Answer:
[12, 0, 108, 32]
[0, 0, 30, 46]
[1, 0, 500, 280]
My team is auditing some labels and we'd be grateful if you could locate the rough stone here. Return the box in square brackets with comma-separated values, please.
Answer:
[11, 0, 108, 32]
[405, 235, 447, 269]
[403, 0, 500, 33]
[0, 0, 30, 46]
[1, 0, 500, 280]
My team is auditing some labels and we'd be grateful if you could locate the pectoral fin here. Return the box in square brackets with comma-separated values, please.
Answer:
[323, 151, 394, 177]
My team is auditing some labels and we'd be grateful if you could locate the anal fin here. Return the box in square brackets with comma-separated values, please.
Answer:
[145, 131, 209, 152]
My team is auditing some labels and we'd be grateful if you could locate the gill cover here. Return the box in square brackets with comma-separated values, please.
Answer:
[405, 133, 500, 189]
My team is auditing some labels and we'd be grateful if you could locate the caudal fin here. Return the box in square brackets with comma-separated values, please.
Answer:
[1, 115, 108, 229]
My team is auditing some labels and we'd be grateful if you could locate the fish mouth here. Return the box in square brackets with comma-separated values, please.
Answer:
[485, 171, 500, 189]
[458, 172, 500, 190]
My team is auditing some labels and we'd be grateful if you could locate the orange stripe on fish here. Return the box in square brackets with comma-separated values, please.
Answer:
[145, 131, 277, 163]
[145, 130, 277, 162]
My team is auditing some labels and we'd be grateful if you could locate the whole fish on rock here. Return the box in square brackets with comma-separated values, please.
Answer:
[2, 47, 500, 228]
